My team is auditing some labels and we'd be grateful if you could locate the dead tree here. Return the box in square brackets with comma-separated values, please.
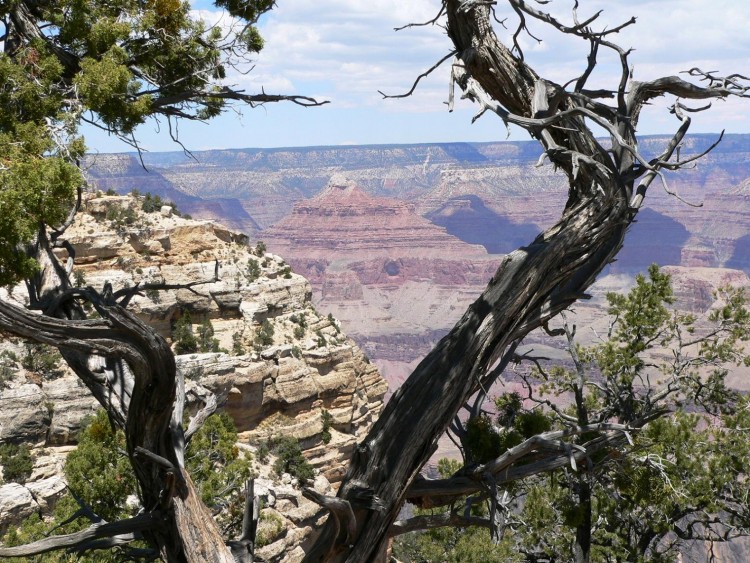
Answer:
[304, 1, 749, 561]
[0, 1, 747, 562]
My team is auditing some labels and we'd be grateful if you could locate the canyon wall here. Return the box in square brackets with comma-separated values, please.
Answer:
[0, 194, 387, 560]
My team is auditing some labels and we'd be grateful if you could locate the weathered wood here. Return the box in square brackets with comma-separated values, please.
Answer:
[304, 2, 748, 561]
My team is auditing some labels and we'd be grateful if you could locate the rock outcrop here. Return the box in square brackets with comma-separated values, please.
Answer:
[0, 192, 387, 560]
[262, 176, 500, 390]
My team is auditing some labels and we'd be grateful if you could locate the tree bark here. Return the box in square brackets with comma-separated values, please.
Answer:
[304, 2, 748, 561]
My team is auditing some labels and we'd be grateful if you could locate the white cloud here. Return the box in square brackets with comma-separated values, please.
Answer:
[113, 0, 749, 152]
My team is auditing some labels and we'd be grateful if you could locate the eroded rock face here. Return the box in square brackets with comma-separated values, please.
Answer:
[0, 193, 388, 559]
[262, 178, 501, 390]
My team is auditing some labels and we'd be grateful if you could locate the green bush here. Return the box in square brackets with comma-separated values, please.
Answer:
[254, 240, 267, 257]
[73, 269, 86, 288]
[141, 192, 164, 213]
[0, 443, 34, 484]
[0, 352, 17, 389]
[64, 410, 135, 521]
[265, 435, 314, 483]
[232, 331, 246, 355]
[321, 410, 333, 444]
[246, 259, 261, 282]
[21, 342, 63, 379]
[255, 319, 275, 348]
[197, 318, 221, 353]
[185, 412, 253, 534]
[172, 310, 198, 354]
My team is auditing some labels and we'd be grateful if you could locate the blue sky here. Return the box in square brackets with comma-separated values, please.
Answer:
[84, 0, 750, 153]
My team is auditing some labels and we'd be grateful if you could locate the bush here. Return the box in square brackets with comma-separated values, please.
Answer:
[269, 435, 314, 483]
[254, 241, 267, 257]
[105, 203, 137, 227]
[321, 410, 333, 444]
[64, 410, 135, 521]
[141, 192, 164, 213]
[0, 352, 17, 389]
[246, 259, 261, 282]
[255, 319, 275, 348]
[73, 269, 86, 288]
[185, 412, 253, 533]
[21, 342, 63, 379]
[232, 331, 246, 355]
[0, 443, 34, 484]
[197, 318, 221, 353]
[256, 510, 285, 547]
[172, 310, 198, 354]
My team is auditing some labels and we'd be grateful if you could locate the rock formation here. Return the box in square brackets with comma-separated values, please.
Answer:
[262, 176, 500, 391]
[0, 192, 387, 560]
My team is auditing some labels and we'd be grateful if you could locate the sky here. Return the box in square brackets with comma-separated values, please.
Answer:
[84, 0, 750, 153]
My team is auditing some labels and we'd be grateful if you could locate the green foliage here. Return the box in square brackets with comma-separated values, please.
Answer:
[255, 509, 285, 548]
[265, 435, 314, 483]
[64, 410, 135, 522]
[232, 330, 246, 355]
[399, 267, 750, 562]
[197, 318, 222, 353]
[0, 351, 18, 389]
[73, 269, 87, 288]
[104, 202, 137, 228]
[254, 240, 267, 257]
[185, 412, 253, 535]
[172, 310, 198, 354]
[4, 409, 253, 558]
[465, 414, 504, 464]
[21, 342, 63, 379]
[255, 318, 275, 348]
[0, 443, 34, 484]
[246, 258, 261, 282]
[1, 0, 273, 284]
[320, 409, 333, 444]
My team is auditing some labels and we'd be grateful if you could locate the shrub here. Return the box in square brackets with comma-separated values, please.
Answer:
[0, 353, 17, 389]
[64, 410, 135, 521]
[267, 435, 314, 483]
[255, 510, 285, 547]
[0, 443, 34, 484]
[141, 192, 164, 213]
[185, 412, 253, 534]
[21, 342, 63, 379]
[197, 318, 221, 353]
[232, 331, 246, 355]
[246, 259, 261, 282]
[321, 410, 333, 444]
[255, 319, 275, 348]
[254, 240, 267, 257]
[172, 310, 198, 354]
[73, 269, 86, 288]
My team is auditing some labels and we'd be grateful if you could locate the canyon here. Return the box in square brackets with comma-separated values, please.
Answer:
[86, 134, 750, 392]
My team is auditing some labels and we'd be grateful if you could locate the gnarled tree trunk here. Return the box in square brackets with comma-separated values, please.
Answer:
[304, 2, 748, 561]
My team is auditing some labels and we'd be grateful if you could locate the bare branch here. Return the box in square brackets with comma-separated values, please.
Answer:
[0, 513, 162, 557]
[379, 50, 457, 99]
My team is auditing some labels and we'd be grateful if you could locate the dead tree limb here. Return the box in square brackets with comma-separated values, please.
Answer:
[305, 2, 750, 561]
